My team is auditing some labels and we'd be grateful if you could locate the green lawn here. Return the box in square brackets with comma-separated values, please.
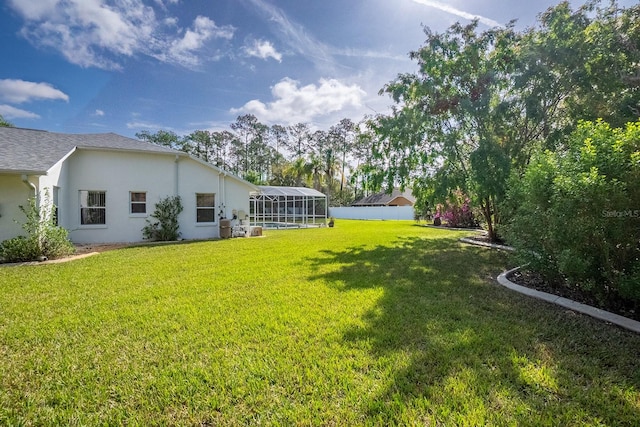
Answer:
[1, 220, 639, 425]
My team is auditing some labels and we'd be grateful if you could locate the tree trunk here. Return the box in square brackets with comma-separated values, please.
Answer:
[481, 198, 497, 242]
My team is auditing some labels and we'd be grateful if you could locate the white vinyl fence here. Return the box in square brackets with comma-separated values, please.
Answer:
[329, 206, 415, 220]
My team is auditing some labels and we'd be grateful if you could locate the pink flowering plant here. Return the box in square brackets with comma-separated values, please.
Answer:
[441, 189, 477, 228]
[433, 203, 443, 220]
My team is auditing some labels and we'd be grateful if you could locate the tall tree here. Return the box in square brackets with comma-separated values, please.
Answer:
[136, 130, 185, 151]
[311, 129, 341, 205]
[230, 114, 269, 179]
[374, 1, 640, 241]
[210, 130, 235, 169]
[353, 119, 392, 199]
[377, 21, 518, 240]
[185, 130, 214, 162]
[329, 118, 356, 198]
[527, 1, 640, 131]
[286, 123, 311, 159]
[270, 124, 288, 161]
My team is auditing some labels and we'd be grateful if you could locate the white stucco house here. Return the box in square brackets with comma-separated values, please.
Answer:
[0, 127, 258, 244]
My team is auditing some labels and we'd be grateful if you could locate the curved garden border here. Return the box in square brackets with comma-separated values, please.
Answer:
[0, 252, 99, 267]
[460, 237, 640, 334]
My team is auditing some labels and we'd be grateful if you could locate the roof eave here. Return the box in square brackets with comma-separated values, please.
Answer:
[75, 145, 178, 156]
[0, 169, 47, 175]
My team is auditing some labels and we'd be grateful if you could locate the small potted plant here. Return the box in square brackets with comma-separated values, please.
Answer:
[328, 217, 335, 227]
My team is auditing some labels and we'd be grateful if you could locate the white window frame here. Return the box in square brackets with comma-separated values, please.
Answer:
[196, 193, 216, 223]
[79, 190, 106, 226]
[129, 191, 147, 216]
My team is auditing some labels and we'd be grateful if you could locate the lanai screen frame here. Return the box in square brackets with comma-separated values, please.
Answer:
[250, 186, 327, 228]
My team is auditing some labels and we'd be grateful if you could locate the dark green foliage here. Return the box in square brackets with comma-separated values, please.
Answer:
[135, 129, 185, 150]
[142, 196, 184, 241]
[242, 170, 265, 185]
[503, 120, 640, 303]
[369, 1, 640, 241]
[0, 236, 40, 262]
[0, 191, 75, 262]
[371, 20, 521, 241]
[0, 113, 14, 127]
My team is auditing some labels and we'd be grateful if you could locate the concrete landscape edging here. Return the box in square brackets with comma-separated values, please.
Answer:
[498, 267, 640, 334]
[459, 237, 515, 252]
[0, 252, 100, 267]
[460, 237, 640, 334]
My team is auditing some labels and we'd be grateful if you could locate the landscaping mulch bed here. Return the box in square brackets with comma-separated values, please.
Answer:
[463, 233, 639, 322]
[74, 243, 132, 254]
[509, 269, 639, 322]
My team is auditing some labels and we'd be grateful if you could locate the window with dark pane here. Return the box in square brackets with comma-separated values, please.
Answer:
[130, 192, 147, 214]
[196, 193, 215, 222]
[80, 190, 106, 225]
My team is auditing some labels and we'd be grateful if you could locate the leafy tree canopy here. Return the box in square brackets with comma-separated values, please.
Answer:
[369, 0, 640, 240]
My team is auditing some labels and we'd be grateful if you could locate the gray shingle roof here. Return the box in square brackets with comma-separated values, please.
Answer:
[352, 188, 415, 206]
[0, 127, 178, 174]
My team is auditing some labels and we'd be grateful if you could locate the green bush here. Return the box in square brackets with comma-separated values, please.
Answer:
[0, 236, 40, 262]
[142, 196, 184, 241]
[503, 120, 640, 303]
[0, 191, 75, 263]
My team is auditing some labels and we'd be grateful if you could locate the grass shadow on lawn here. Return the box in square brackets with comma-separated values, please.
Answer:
[307, 236, 640, 425]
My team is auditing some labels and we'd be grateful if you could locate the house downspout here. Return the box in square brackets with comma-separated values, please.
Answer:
[21, 174, 42, 252]
[218, 170, 227, 219]
[21, 174, 37, 196]
[174, 155, 180, 196]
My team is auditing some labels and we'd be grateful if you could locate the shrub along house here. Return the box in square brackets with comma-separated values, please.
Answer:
[0, 127, 257, 244]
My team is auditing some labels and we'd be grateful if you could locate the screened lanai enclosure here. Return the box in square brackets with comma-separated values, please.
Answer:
[250, 186, 327, 229]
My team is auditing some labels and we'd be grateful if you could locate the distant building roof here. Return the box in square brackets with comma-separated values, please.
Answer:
[352, 188, 415, 206]
[255, 186, 326, 198]
[0, 127, 178, 174]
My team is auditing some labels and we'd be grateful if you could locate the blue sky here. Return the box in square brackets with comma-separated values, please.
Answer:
[0, 0, 634, 138]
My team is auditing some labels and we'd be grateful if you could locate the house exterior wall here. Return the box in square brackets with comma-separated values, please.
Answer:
[1, 149, 254, 245]
[60, 149, 182, 243]
[176, 156, 220, 241]
[0, 174, 33, 242]
[221, 174, 255, 219]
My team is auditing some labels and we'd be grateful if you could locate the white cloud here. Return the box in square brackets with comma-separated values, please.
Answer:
[0, 79, 69, 104]
[231, 78, 366, 125]
[8, 0, 235, 70]
[160, 16, 234, 67]
[126, 120, 168, 130]
[410, 0, 502, 28]
[333, 47, 409, 62]
[6, 0, 58, 20]
[244, 0, 335, 71]
[245, 39, 282, 62]
[164, 17, 178, 26]
[94, 109, 105, 116]
[0, 104, 40, 119]
[154, 0, 180, 9]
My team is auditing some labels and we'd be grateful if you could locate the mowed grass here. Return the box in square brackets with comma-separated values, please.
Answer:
[1, 220, 639, 426]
